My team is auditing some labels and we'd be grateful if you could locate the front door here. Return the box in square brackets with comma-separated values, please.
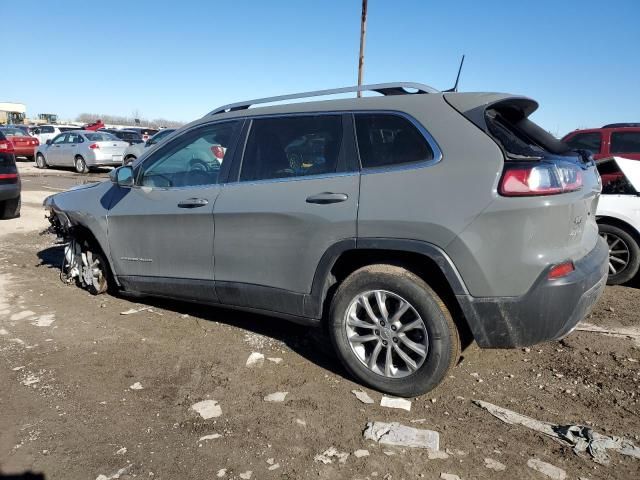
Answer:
[106, 120, 242, 301]
[47, 133, 67, 165]
[213, 114, 359, 315]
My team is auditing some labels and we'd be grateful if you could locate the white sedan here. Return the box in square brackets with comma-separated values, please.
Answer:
[596, 157, 640, 284]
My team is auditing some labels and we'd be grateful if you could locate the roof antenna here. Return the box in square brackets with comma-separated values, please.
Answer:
[445, 55, 465, 92]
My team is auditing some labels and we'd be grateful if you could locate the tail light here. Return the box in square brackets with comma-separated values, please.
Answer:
[89, 143, 100, 149]
[0, 140, 14, 152]
[211, 145, 225, 160]
[32, 139, 39, 146]
[0, 173, 18, 180]
[548, 261, 575, 279]
[499, 161, 583, 196]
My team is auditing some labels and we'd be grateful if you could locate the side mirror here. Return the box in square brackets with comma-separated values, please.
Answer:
[110, 166, 134, 187]
[46, 139, 51, 145]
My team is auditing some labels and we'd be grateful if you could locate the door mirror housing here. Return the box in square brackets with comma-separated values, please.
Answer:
[110, 166, 134, 187]
[45, 139, 51, 145]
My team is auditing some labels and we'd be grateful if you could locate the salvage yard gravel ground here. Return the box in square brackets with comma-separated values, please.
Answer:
[1, 168, 639, 479]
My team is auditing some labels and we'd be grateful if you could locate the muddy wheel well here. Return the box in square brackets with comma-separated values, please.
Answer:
[323, 249, 474, 349]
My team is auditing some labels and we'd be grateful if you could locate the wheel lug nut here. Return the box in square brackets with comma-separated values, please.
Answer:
[380, 321, 386, 327]
[382, 340, 388, 346]
[391, 325, 397, 331]
[393, 337, 398, 343]
[375, 329, 380, 335]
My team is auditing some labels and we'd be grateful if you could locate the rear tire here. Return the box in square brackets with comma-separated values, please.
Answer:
[36, 153, 47, 169]
[75, 156, 88, 174]
[599, 223, 640, 285]
[328, 264, 460, 397]
[0, 196, 21, 219]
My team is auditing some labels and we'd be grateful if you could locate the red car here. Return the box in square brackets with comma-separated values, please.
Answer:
[562, 123, 640, 161]
[0, 127, 39, 160]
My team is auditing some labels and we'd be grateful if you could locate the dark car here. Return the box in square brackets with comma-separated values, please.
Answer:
[100, 129, 144, 145]
[563, 123, 640, 161]
[123, 127, 159, 142]
[0, 130, 21, 219]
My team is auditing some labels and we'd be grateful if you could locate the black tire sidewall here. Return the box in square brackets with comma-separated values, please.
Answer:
[600, 223, 640, 285]
[75, 156, 87, 174]
[329, 265, 457, 397]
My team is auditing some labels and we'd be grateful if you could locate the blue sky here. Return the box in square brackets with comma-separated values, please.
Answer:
[2, 0, 638, 136]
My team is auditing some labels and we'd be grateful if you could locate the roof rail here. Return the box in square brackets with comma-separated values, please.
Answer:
[208, 82, 438, 116]
[602, 122, 640, 128]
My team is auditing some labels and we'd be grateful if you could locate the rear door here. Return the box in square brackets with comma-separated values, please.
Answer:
[213, 113, 359, 314]
[106, 120, 242, 301]
[64, 132, 82, 166]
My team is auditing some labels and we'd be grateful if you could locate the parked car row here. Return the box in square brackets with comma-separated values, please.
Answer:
[0, 126, 39, 160]
[0, 129, 21, 219]
[563, 123, 640, 160]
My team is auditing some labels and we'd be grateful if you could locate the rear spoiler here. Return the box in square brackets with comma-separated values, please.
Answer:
[444, 93, 571, 156]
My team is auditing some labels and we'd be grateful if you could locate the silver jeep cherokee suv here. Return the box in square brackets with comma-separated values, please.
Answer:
[44, 82, 608, 396]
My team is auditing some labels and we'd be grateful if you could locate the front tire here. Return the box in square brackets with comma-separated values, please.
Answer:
[0, 196, 21, 219]
[328, 264, 460, 397]
[36, 153, 47, 169]
[75, 156, 88, 174]
[599, 223, 640, 285]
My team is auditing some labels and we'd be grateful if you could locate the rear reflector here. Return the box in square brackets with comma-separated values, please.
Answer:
[548, 261, 575, 280]
[89, 143, 100, 149]
[500, 161, 583, 196]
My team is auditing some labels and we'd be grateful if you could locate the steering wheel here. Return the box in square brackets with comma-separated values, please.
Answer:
[186, 158, 213, 186]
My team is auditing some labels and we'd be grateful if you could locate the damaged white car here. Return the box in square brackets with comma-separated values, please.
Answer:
[596, 157, 640, 285]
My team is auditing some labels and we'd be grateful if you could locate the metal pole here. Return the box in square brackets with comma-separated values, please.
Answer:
[357, 0, 368, 98]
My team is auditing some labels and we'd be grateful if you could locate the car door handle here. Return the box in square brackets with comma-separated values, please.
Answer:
[305, 192, 349, 204]
[178, 198, 209, 208]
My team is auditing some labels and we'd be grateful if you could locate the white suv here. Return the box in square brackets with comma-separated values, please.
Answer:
[31, 125, 81, 145]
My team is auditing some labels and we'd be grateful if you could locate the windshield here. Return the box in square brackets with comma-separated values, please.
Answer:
[85, 132, 119, 142]
[0, 127, 29, 137]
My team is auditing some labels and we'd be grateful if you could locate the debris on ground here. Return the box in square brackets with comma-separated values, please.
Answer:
[363, 421, 439, 450]
[216, 468, 227, 477]
[473, 399, 640, 464]
[353, 449, 370, 458]
[427, 449, 449, 459]
[95, 464, 132, 480]
[129, 382, 143, 390]
[526, 458, 567, 480]
[120, 306, 152, 315]
[295, 418, 306, 427]
[115, 447, 127, 455]
[21, 374, 40, 386]
[198, 433, 222, 442]
[314, 446, 349, 464]
[245, 352, 264, 368]
[352, 389, 374, 404]
[267, 357, 283, 364]
[190, 400, 222, 419]
[31, 314, 55, 327]
[484, 457, 506, 471]
[239, 471, 252, 479]
[266, 458, 280, 470]
[264, 391, 288, 402]
[380, 396, 411, 411]
[440, 473, 461, 480]
[10, 310, 35, 321]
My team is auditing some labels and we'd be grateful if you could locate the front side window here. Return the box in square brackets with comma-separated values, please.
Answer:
[611, 131, 640, 154]
[355, 114, 434, 168]
[139, 121, 239, 188]
[240, 115, 342, 182]
[51, 134, 67, 144]
[42, 126, 55, 133]
[565, 132, 602, 153]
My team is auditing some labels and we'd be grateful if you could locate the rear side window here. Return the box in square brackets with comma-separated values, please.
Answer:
[355, 114, 433, 168]
[240, 115, 342, 181]
[611, 132, 640, 154]
[41, 126, 54, 133]
[565, 132, 602, 153]
[85, 133, 118, 141]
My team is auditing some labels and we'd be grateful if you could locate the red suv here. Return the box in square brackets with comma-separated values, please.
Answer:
[562, 123, 640, 160]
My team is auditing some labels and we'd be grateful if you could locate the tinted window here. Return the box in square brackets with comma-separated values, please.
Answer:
[140, 121, 239, 188]
[147, 129, 175, 145]
[240, 115, 342, 181]
[566, 132, 602, 153]
[611, 132, 640, 154]
[85, 132, 119, 142]
[41, 126, 55, 133]
[51, 134, 67, 144]
[355, 114, 433, 168]
[0, 127, 28, 137]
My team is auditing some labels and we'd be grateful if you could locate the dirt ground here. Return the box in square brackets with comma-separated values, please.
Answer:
[1, 163, 639, 480]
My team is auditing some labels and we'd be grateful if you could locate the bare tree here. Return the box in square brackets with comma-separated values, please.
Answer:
[75, 113, 184, 129]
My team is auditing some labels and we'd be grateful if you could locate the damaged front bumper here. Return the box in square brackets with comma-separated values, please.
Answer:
[457, 238, 609, 348]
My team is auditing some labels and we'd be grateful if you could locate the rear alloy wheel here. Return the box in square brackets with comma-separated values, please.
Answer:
[36, 153, 47, 169]
[0, 195, 21, 219]
[329, 264, 460, 397]
[75, 156, 88, 174]
[599, 223, 640, 285]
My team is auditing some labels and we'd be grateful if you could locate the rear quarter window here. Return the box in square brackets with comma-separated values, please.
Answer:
[355, 114, 434, 168]
[611, 131, 640, 154]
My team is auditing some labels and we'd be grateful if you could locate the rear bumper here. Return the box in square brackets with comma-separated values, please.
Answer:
[13, 146, 36, 157]
[0, 183, 21, 202]
[457, 238, 608, 348]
